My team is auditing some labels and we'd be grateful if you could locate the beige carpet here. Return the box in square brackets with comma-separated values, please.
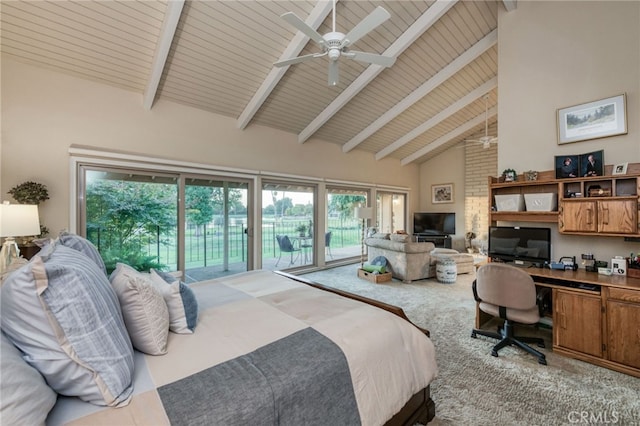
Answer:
[301, 264, 640, 425]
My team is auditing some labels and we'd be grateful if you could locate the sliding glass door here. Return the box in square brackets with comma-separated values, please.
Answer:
[183, 177, 250, 281]
[80, 166, 252, 281]
[326, 187, 368, 263]
[377, 191, 406, 234]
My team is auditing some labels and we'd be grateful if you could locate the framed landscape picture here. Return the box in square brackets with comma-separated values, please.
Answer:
[432, 183, 454, 204]
[557, 94, 627, 144]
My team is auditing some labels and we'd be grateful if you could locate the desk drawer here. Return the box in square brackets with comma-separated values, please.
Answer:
[608, 287, 640, 303]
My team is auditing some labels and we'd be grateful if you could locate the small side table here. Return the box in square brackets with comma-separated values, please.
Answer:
[18, 244, 40, 260]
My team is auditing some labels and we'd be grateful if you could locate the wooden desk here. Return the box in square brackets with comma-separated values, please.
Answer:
[475, 267, 640, 377]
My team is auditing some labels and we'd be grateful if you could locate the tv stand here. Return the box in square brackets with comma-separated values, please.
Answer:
[414, 234, 452, 249]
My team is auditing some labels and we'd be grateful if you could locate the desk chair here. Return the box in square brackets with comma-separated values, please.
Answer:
[325, 231, 333, 259]
[275, 235, 300, 267]
[471, 263, 547, 365]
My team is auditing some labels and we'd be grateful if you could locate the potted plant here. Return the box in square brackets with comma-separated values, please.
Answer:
[502, 168, 517, 182]
[295, 224, 308, 237]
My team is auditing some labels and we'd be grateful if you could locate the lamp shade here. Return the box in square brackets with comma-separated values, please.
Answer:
[354, 207, 373, 220]
[0, 203, 41, 238]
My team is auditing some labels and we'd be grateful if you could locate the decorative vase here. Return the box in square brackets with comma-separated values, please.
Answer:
[436, 258, 457, 284]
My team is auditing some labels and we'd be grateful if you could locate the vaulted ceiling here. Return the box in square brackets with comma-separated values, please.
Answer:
[1, 0, 512, 165]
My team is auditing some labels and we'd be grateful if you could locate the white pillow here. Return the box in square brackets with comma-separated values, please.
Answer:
[0, 331, 57, 425]
[109, 263, 170, 355]
[150, 269, 198, 334]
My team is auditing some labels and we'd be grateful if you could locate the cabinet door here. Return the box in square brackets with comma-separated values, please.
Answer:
[553, 289, 602, 357]
[598, 200, 637, 234]
[560, 200, 597, 232]
[607, 300, 640, 369]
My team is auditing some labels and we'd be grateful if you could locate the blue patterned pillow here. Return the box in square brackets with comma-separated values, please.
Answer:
[58, 231, 107, 275]
[0, 243, 134, 407]
[150, 269, 198, 334]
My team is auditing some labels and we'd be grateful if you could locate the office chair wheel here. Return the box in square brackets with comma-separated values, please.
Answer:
[471, 331, 477, 339]
[491, 349, 499, 357]
[538, 357, 547, 365]
[537, 342, 545, 348]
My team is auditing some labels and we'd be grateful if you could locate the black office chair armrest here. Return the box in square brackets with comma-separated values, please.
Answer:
[472, 279, 481, 302]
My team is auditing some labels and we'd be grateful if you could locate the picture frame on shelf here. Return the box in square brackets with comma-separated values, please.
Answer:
[580, 150, 604, 177]
[557, 94, 627, 144]
[613, 162, 628, 175]
[554, 155, 580, 179]
[432, 183, 454, 204]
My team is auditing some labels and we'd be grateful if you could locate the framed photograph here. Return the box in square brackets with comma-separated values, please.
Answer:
[557, 94, 627, 144]
[432, 183, 454, 204]
[579, 150, 604, 177]
[555, 155, 580, 179]
[613, 162, 628, 175]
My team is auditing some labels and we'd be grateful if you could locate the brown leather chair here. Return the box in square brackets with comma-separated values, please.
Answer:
[471, 263, 547, 365]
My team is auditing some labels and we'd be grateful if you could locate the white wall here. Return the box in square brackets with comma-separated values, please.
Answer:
[498, 1, 640, 263]
[418, 145, 466, 250]
[1, 59, 420, 235]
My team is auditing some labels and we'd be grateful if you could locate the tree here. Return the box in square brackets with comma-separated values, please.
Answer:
[329, 194, 366, 219]
[86, 180, 176, 272]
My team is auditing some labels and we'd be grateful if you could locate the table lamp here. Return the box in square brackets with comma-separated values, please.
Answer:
[354, 206, 373, 270]
[0, 202, 40, 274]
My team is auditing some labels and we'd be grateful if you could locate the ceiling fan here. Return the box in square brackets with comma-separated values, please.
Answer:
[465, 95, 498, 149]
[273, 0, 396, 86]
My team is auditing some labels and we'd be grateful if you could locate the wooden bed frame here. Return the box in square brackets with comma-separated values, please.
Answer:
[275, 271, 436, 425]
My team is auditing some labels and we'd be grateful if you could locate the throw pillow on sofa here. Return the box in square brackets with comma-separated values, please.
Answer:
[0, 242, 134, 407]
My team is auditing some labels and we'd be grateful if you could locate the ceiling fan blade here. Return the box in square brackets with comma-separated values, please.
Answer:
[344, 50, 395, 67]
[328, 60, 339, 86]
[274, 52, 325, 67]
[280, 12, 325, 45]
[342, 6, 390, 47]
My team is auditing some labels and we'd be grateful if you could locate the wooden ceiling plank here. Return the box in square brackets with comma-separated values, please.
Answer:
[376, 76, 496, 160]
[143, 0, 185, 110]
[343, 28, 496, 152]
[401, 105, 496, 165]
[298, 0, 458, 144]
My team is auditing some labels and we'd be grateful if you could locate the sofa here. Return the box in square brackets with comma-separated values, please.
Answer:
[365, 233, 474, 283]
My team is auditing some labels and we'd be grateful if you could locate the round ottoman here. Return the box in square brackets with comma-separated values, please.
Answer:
[436, 257, 457, 284]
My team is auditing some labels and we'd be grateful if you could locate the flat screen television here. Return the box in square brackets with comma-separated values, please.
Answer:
[413, 212, 455, 235]
[488, 226, 551, 267]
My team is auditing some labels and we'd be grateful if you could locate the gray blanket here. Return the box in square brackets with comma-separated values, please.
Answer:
[157, 328, 360, 425]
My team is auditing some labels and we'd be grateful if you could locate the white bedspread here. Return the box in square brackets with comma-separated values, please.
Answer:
[48, 270, 438, 426]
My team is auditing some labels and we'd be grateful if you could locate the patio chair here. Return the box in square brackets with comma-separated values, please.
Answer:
[275, 234, 301, 267]
[325, 231, 333, 259]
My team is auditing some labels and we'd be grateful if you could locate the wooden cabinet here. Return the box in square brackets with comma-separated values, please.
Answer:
[553, 288, 602, 357]
[559, 198, 637, 234]
[606, 288, 640, 369]
[488, 163, 640, 237]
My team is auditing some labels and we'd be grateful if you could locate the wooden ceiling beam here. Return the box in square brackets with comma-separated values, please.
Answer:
[401, 106, 497, 166]
[143, 0, 185, 110]
[343, 29, 497, 153]
[376, 77, 497, 160]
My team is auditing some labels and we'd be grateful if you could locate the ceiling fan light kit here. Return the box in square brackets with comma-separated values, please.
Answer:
[274, 1, 396, 86]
